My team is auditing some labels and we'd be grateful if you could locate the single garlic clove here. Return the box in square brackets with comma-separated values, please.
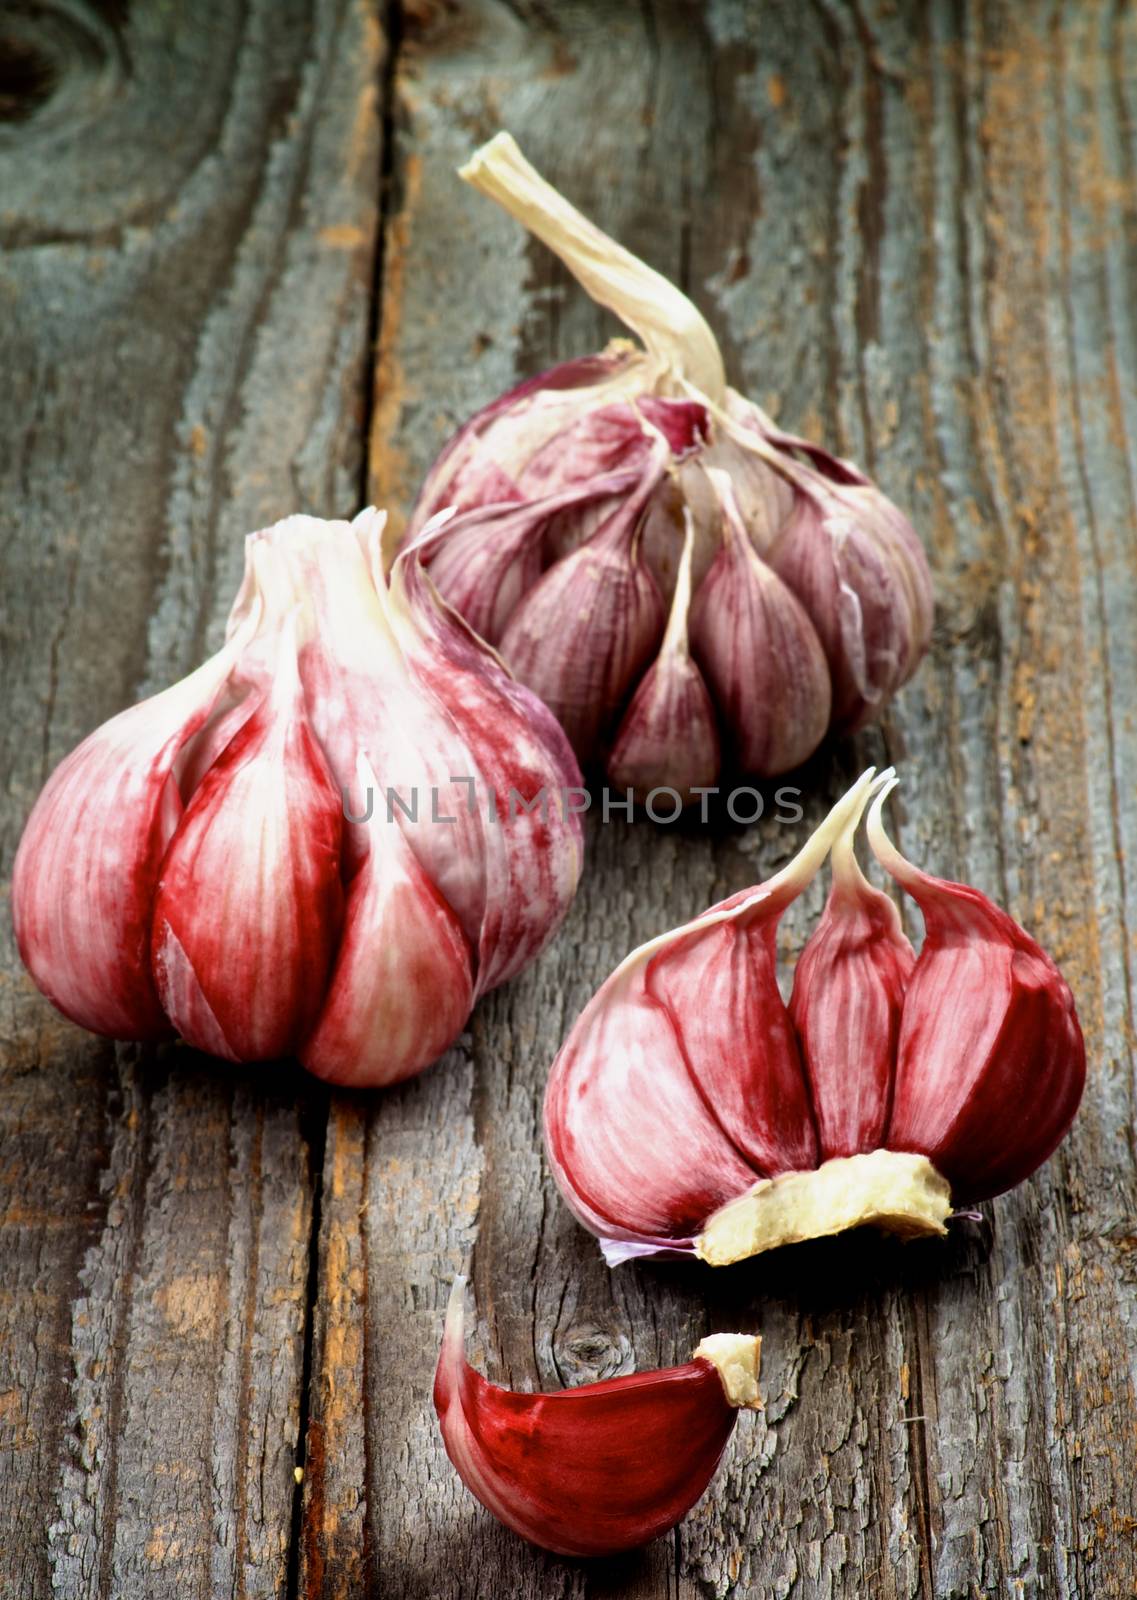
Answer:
[434, 1276, 760, 1557]
[11, 617, 255, 1040]
[388, 546, 584, 996]
[689, 471, 831, 777]
[789, 776, 914, 1157]
[267, 514, 491, 944]
[769, 486, 926, 732]
[544, 772, 880, 1260]
[608, 512, 721, 801]
[150, 617, 344, 1062]
[301, 756, 474, 1088]
[866, 783, 1086, 1200]
[419, 465, 645, 646]
[607, 650, 720, 803]
[417, 497, 546, 646]
[499, 442, 668, 761]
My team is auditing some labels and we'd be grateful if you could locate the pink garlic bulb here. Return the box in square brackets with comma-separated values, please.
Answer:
[407, 135, 933, 799]
[13, 511, 584, 1085]
[544, 768, 1085, 1266]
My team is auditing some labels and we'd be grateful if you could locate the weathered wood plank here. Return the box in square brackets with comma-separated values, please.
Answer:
[5, 0, 1137, 1595]
[342, 1, 1137, 1597]
[0, 1, 384, 1595]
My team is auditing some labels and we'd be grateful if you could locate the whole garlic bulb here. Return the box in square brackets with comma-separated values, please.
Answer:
[13, 511, 584, 1085]
[407, 135, 933, 800]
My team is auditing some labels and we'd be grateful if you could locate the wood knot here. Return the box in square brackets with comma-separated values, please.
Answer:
[0, 1, 127, 138]
[554, 1323, 634, 1385]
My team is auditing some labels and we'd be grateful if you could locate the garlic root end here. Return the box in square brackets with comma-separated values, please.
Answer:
[695, 1151, 951, 1266]
[693, 1333, 762, 1409]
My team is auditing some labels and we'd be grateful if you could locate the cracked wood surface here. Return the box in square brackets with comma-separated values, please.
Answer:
[1, 2, 1136, 1598]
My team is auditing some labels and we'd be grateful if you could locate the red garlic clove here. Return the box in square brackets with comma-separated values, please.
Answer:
[498, 439, 668, 759]
[434, 1277, 760, 1557]
[789, 787, 914, 1157]
[688, 472, 831, 776]
[12, 608, 258, 1040]
[300, 755, 474, 1088]
[150, 616, 344, 1061]
[608, 512, 721, 801]
[544, 769, 1086, 1267]
[390, 548, 584, 996]
[420, 471, 639, 646]
[866, 782, 1086, 1201]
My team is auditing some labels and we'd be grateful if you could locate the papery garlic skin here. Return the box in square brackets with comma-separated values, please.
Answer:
[407, 135, 933, 794]
[544, 769, 1085, 1266]
[434, 1277, 760, 1557]
[13, 511, 584, 1083]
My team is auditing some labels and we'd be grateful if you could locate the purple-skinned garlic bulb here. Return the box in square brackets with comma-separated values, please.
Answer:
[407, 134, 933, 798]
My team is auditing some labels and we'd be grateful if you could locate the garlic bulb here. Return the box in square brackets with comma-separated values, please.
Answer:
[13, 511, 584, 1084]
[544, 769, 1085, 1265]
[434, 1276, 760, 1556]
[407, 135, 933, 796]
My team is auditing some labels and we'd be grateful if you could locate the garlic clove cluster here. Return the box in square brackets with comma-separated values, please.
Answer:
[13, 511, 584, 1083]
[407, 135, 934, 796]
[544, 769, 1086, 1266]
[434, 1276, 760, 1557]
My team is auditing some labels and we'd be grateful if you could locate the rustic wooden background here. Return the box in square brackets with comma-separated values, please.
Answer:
[2, 1, 1135, 1596]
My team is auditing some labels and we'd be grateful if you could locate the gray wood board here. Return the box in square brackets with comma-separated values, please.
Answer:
[2, 1, 1135, 1598]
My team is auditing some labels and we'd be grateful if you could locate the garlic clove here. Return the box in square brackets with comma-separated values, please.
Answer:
[789, 773, 914, 1157]
[608, 512, 721, 801]
[866, 783, 1086, 1201]
[388, 547, 584, 996]
[419, 465, 645, 646]
[150, 617, 344, 1062]
[745, 417, 933, 731]
[544, 771, 880, 1258]
[499, 441, 668, 761]
[689, 471, 831, 776]
[769, 486, 927, 732]
[301, 756, 474, 1088]
[416, 497, 546, 646]
[607, 649, 720, 803]
[269, 515, 491, 945]
[11, 617, 255, 1040]
[545, 963, 763, 1247]
[434, 1276, 760, 1558]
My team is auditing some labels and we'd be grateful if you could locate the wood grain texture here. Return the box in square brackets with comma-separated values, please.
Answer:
[0, 0, 384, 1595]
[2, 1, 1136, 1597]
